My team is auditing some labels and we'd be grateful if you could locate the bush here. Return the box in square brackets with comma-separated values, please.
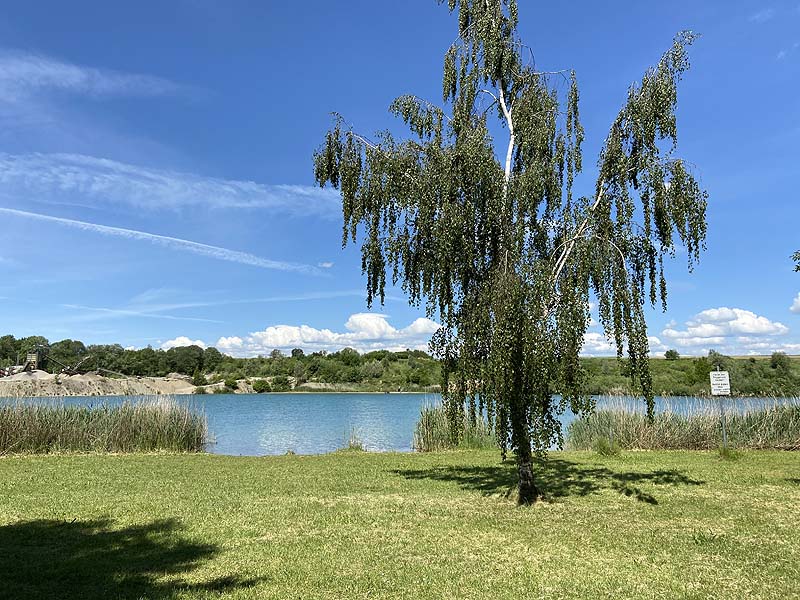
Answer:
[593, 436, 621, 456]
[664, 349, 680, 360]
[224, 377, 239, 391]
[252, 379, 272, 393]
[192, 369, 207, 387]
[271, 375, 291, 392]
[771, 352, 790, 371]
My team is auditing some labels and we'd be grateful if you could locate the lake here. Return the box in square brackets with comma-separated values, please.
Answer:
[48, 393, 441, 455]
[9, 393, 797, 455]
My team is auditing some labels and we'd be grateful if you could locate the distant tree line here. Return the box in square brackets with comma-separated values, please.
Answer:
[586, 350, 800, 397]
[2, 334, 799, 395]
[0, 335, 441, 390]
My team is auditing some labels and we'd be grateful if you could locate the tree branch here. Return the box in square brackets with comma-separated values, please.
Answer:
[498, 86, 515, 195]
[551, 180, 606, 286]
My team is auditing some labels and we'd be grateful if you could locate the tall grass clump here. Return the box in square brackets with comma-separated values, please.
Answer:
[338, 427, 365, 452]
[567, 396, 800, 450]
[0, 397, 207, 454]
[413, 404, 496, 452]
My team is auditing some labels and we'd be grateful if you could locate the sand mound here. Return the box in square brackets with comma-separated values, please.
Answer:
[6, 369, 54, 382]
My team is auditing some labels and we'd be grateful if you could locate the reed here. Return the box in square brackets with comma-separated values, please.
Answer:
[412, 403, 496, 452]
[0, 397, 208, 454]
[339, 427, 366, 452]
[566, 396, 800, 450]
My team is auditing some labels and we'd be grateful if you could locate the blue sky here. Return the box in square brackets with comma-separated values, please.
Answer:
[0, 0, 798, 357]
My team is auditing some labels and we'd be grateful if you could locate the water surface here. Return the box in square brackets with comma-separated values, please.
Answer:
[9, 393, 797, 455]
[54, 393, 438, 455]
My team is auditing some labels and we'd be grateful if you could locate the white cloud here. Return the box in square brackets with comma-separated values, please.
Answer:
[318, 261, 334, 268]
[581, 332, 615, 356]
[216, 313, 441, 356]
[0, 255, 19, 267]
[661, 307, 791, 354]
[791, 293, 800, 314]
[0, 50, 182, 102]
[61, 302, 221, 324]
[0, 153, 340, 218]
[648, 335, 667, 354]
[161, 336, 207, 350]
[749, 8, 775, 23]
[580, 333, 667, 357]
[777, 42, 799, 61]
[0, 207, 321, 275]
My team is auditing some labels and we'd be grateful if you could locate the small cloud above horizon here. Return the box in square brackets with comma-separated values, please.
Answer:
[777, 42, 800, 60]
[0, 49, 184, 103]
[161, 336, 207, 350]
[791, 293, 800, 314]
[660, 306, 792, 354]
[214, 312, 441, 356]
[749, 8, 776, 23]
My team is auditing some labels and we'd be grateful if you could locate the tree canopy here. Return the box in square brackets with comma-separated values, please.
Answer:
[314, 0, 707, 503]
[793, 250, 799, 272]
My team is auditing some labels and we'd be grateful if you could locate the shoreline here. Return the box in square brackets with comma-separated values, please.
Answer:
[0, 370, 440, 398]
[3, 370, 797, 399]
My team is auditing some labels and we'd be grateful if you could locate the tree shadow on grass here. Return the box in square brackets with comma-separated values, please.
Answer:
[394, 458, 704, 505]
[0, 517, 260, 600]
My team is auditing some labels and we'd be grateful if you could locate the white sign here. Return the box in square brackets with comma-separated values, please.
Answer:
[710, 371, 730, 396]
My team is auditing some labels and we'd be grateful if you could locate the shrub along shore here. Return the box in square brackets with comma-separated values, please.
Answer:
[413, 399, 800, 453]
[0, 398, 206, 454]
[566, 400, 800, 451]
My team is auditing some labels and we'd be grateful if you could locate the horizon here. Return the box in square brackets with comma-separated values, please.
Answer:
[1, 1, 798, 358]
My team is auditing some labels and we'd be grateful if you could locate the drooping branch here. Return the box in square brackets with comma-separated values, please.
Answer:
[315, 0, 707, 504]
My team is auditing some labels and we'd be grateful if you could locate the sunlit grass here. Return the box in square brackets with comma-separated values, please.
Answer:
[0, 450, 798, 598]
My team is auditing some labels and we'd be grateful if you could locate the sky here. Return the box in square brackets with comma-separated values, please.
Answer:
[0, 0, 798, 357]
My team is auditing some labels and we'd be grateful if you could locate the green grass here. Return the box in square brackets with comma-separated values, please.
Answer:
[0, 398, 207, 454]
[567, 400, 800, 450]
[1, 450, 799, 598]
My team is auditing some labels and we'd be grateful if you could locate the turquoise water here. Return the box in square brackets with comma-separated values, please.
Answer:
[12, 393, 797, 455]
[53, 393, 441, 455]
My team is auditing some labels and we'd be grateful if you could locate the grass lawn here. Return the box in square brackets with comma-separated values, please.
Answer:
[1, 450, 798, 599]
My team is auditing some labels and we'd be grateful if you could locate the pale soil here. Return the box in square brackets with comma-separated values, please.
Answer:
[0, 370, 201, 397]
[0, 371, 437, 397]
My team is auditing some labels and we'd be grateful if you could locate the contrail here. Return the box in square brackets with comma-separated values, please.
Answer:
[60, 303, 224, 324]
[0, 207, 321, 275]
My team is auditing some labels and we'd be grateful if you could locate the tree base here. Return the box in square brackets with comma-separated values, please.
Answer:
[517, 459, 539, 505]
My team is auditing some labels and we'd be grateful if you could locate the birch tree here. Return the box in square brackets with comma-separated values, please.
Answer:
[314, 0, 707, 503]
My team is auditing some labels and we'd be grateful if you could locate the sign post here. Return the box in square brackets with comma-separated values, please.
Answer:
[710, 369, 731, 448]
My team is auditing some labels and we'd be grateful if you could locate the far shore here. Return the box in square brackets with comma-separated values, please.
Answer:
[0, 370, 440, 398]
